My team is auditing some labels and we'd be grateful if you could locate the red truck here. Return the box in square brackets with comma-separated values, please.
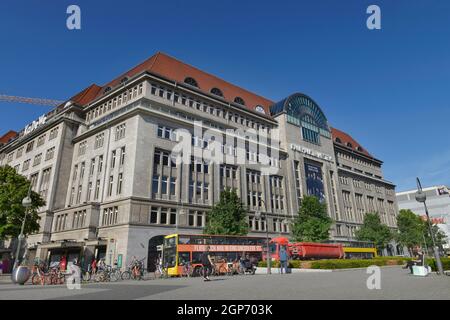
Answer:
[264, 237, 344, 261]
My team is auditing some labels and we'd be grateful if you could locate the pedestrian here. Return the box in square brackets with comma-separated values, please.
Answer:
[59, 255, 67, 271]
[201, 245, 213, 281]
[91, 258, 97, 275]
[279, 245, 289, 274]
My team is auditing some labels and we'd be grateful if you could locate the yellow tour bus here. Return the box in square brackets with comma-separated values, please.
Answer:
[162, 234, 266, 277]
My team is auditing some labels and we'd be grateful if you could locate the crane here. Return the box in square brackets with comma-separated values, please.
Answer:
[0, 94, 64, 107]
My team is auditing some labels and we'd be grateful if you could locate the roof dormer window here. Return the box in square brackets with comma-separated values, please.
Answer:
[184, 77, 198, 88]
[210, 87, 223, 97]
[234, 97, 245, 105]
[104, 87, 112, 93]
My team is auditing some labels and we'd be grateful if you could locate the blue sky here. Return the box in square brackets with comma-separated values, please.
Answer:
[0, 0, 449, 191]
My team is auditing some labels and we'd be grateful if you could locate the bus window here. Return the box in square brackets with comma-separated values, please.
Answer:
[163, 245, 177, 268]
[178, 252, 190, 266]
[178, 236, 190, 244]
[192, 252, 202, 264]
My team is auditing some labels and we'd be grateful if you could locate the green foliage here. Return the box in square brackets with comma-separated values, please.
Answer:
[0, 165, 45, 239]
[395, 209, 426, 253]
[355, 212, 393, 250]
[396, 209, 448, 253]
[423, 224, 448, 251]
[426, 258, 450, 272]
[292, 196, 332, 242]
[258, 257, 411, 269]
[203, 188, 248, 235]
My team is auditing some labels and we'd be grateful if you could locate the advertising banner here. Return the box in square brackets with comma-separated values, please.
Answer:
[304, 162, 325, 201]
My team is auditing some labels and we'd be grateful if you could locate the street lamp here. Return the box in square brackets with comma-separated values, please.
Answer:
[255, 200, 271, 275]
[13, 186, 32, 270]
[415, 177, 444, 276]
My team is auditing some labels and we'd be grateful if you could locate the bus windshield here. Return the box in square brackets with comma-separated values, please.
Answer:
[163, 237, 177, 268]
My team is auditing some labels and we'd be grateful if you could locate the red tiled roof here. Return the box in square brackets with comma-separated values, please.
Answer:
[95, 52, 274, 115]
[70, 84, 102, 106]
[331, 127, 373, 158]
[0, 130, 18, 144]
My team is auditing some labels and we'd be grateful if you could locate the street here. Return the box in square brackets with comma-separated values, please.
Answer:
[0, 267, 449, 300]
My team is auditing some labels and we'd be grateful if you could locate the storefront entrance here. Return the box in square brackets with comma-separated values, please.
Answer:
[147, 236, 164, 272]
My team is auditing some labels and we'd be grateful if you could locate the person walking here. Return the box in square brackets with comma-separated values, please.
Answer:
[279, 245, 289, 274]
[201, 246, 213, 281]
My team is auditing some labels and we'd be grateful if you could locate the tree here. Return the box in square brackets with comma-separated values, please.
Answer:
[292, 196, 332, 242]
[0, 165, 45, 240]
[423, 223, 448, 252]
[204, 188, 248, 235]
[355, 213, 393, 251]
[396, 209, 425, 255]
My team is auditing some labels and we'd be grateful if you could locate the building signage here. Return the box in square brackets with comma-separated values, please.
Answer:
[290, 143, 333, 162]
[24, 114, 47, 135]
[305, 162, 325, 201]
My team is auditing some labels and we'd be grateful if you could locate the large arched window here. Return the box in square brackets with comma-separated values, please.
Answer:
[184, 77, 198, 87]
[270, 93, 331, 144]
[234, 97, 245, 105]
[210, 87, 223, 97]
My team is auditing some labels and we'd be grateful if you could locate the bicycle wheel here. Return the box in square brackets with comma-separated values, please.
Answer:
[31, 274, 42, 285]
[121, 271, 131, 280]
[109, 272, 119, 282]
[94, 271, 105, 282]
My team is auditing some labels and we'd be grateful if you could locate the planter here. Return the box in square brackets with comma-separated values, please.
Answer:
[11, 266, 30, 285]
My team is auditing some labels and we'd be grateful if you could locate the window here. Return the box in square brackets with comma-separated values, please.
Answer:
[45, 147, 55, 161]
[73, 165, 78, 181]
[16, 147, 23, 158]
[111, 150, 116, 169]
[184, 77, 198, 87]
[78, 141, 87, 156]
[108, 176, 114, 196]
[102, 206, 118, 226]
[188, 210, 205, 227]
[94, 133, 104, 149]
[94, 180, 100, 200]
[79, 162, 85, 180]
[87, 182, 93, 201]
[115, 123, 126, 141]
[234, 97, 245, 105]
[104, 86, 111, 93]
[76, 185, 82, 204]
[22, 159, 31, 171]
[152, 175, 159, 194]
[49, 127, 59, 140]
[26, 141, 34, 153]
[33, 154, 42, 166]
[169, 177, 176, 196]
[98, 155, 103, 173]
[157, 125, 176, 141]
[117, 173, 123, 195]
[37, 135, 46, 147]
[119, 147, 126, 166]
[210, 88, 223, 97]
[39, 168, 51, 200]
[89, 158, 95, 176]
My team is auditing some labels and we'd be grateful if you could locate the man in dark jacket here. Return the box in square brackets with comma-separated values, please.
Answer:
[201, 246, 213, 281]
